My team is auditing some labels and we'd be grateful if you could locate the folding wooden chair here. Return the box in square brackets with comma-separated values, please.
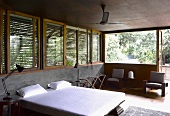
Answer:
[97, 74, 106, 89]
[79, 74, 106, 89]
[79, 77, 96, 88]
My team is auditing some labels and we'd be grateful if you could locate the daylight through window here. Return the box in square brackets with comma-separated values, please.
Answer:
[105, 31, 156, 64]
[10, 13, 39, 70]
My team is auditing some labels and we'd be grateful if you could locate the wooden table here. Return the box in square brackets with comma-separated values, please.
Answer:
[0, 99, 20, 116]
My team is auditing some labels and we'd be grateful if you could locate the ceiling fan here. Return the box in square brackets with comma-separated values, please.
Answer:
[96, 4, 124, 25]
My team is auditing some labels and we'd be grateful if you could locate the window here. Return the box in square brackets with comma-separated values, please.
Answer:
[66, 27, 92, 66]
[78, 29, 87, 64]
[9, 13, 40, 70]
[66, 27, 77, 66]
[0, 10, 102, 74]
[92, 32, 101, 62]
[161, 29, 170, 80]
[44, 20, 64, 67]
[105, 31, 156, 64]
[162, 29, 170, 65]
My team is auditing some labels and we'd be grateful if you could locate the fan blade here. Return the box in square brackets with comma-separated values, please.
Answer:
[100, 12, 109, 25]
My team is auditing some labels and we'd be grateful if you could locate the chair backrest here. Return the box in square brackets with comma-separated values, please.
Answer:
[150, 71, 165, 83]
[112, 69, 124, 78]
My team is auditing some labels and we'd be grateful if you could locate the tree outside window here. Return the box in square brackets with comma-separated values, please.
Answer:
[105, 31, 156, 64]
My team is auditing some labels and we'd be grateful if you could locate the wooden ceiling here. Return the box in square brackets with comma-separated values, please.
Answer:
[1, 0, 170, 32]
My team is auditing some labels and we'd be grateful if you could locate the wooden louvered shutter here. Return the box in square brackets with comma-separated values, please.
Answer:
[92, 32, 101, 62]
[10, 13, 39, 70]
[45, 22, 64, 66]
[78, 29, 87, 64]
[66, 28, 77, 66]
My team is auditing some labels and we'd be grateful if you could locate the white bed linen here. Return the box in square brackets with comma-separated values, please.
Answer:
[20, 86, 125, 116]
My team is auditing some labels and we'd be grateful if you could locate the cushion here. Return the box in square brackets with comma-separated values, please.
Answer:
[48, 80, 72, 90]
[146, 82, 162, 88]
[150, 71, 165, 83]
[17, 84, 47, 98]
[112, 69, 124, 79]
[107, 78, 119, 82]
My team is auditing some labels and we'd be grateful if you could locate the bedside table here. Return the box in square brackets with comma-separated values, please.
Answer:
[0, 98, 20, 116]
[125, 78, 137, 88]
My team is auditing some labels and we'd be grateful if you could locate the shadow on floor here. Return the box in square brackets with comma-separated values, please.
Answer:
[102, 85, 168, 101]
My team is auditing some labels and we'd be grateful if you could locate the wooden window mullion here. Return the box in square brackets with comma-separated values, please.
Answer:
[43, 20, 47, 67]
[76, 30, 78, 64]
[90, 30, 93, 63]
[63, 25, 66, 66]
[6, 10, 10, 73]
[86, 29, 88, 63]
[32, 18, 36, 67]
[0, 9, 3, 74]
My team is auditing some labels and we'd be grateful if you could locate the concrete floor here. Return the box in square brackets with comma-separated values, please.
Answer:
[120, 81, 170, 113]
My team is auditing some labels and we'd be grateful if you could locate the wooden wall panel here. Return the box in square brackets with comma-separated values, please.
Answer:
[104, 63, 157, 87]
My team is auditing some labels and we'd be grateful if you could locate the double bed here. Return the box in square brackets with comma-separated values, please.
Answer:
[19, 85, 125, 116]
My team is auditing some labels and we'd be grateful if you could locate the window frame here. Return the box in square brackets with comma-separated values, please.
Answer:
[66, 25, 78, 66]
[43, 19, 66, 69]
[6, 10, 40, 73]
[78, 28, 88, 65]
[0, 9, 103, 75]
[105, 30, 157, 64]
[92, 30, 102, 63]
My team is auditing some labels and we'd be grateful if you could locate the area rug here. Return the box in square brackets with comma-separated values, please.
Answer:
[120, 106, 170, 116]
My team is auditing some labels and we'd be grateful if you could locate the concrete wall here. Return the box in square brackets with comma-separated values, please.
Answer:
[0, 64, 104, 97]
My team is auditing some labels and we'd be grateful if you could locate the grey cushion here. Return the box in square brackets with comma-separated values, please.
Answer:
[112, 69, 124, 79]
[107, 78, 119, 82]
[146, 82, 162, 88]
[150, 71, 165, 83]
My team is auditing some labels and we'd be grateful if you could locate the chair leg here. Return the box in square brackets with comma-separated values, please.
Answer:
[143, 81, 147, 94]
[143, 87, 146, 94]
[161, 83, 166, 97]
[162, 89, 165, 97]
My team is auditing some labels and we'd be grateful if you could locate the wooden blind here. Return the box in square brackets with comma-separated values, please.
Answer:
[10, 14, 38, 69]
[78, 30, 87, 64]
[46, 22, 64, 66]
[92, 32, 100, 62]
[66, 28, 77, 66]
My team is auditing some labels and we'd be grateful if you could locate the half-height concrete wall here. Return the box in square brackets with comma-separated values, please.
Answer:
[0, 64, 104, 97]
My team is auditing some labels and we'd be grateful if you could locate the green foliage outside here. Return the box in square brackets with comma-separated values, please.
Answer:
[105, 31, 157, 64]
[162, 29, 170, 65]
[9, 13, 170, 70]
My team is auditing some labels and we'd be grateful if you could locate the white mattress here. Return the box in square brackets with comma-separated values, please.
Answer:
[20, 86, 125, 116]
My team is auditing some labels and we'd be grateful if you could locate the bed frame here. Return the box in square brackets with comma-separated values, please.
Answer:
[20, 100, 125, 116]
[19, 86, 125, 116]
